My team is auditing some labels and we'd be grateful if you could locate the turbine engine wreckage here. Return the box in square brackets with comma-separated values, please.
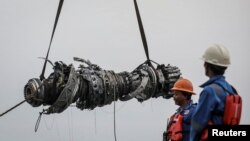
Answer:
[0, 0, 181, 122]
[24, 57, 181, 114]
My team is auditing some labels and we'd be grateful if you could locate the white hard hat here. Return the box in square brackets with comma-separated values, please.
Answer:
[202, 44, 230, 67]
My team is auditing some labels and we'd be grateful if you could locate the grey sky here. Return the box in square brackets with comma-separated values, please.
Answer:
[0, 0, 249, 141]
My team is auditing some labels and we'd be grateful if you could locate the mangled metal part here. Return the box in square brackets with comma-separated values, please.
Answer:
[44, 66, 79, 114]
[24, 57, 181, 114]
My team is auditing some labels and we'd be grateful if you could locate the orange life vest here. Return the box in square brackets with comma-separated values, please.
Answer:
[166, 113, 183, 141]
[200, 121, 212, 141]
[201, 84, 242, 140]
[223, 91, 242, 125]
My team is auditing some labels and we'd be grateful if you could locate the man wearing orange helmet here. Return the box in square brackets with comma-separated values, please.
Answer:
[190, 44, 242, 141]
[164, 78, 197, 141]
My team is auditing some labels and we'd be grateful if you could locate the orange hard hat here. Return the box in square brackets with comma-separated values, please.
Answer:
[171, 78, 195, 95]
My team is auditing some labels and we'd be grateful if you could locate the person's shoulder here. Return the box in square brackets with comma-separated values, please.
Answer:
[191, 103, 197, 109]
[187, 102, 197, 110]
[187, 104, 197, 115]
[201, 84, 215, 94]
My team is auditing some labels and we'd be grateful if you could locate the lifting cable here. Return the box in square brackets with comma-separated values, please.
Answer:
[133, 0, 159, 98]
[134, 0, 152, 66]
[113, 85, 117, 141]
[35, 0, 64, 132]
[0, 100, 26, 117]
[40, 0, 64, 80]
[0, 0, 64, 119]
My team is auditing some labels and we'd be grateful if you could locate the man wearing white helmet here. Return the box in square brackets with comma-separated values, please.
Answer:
[190, 44, 242, 141]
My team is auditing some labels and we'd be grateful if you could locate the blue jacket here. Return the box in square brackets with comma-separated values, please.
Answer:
[174, 100, 197, 141]
[190, 75, 234, 141]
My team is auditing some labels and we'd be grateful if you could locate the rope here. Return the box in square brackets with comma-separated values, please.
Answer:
[40, 0, 64, 80]
[94, 110, 97, 134]
[44, 114, 55, 130]
[67, 108, 74, 141]
[113, 85, 117, 141]
[133, 0, 151, 65]
[35, 110, 45, 132]
[99, 103, 127, 114]
[0, 100, 26, 117]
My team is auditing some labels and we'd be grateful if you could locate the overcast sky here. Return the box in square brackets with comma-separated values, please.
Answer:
[0, 0, 249, 141]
